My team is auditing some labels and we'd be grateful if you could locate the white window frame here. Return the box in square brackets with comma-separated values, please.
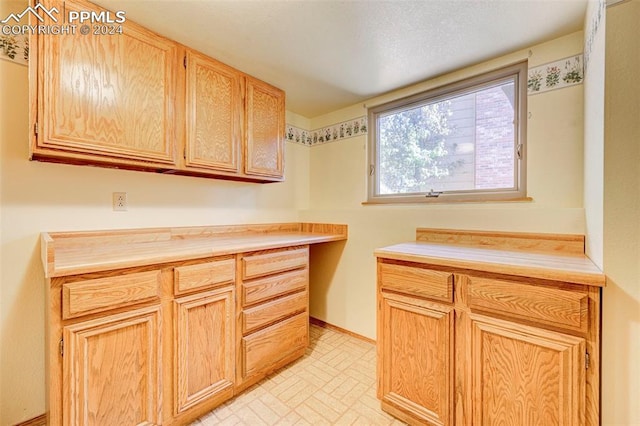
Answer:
[367, 61, 528, 204]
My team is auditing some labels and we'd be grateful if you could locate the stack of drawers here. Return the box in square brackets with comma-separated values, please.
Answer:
[238, 246, 310, 388]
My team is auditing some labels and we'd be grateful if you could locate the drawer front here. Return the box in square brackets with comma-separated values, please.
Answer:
[63, 270, 161, 319]
[242, 247, 308, 280]
[468, 277, 588, 332]
[174, 258, 235, 295]
[242, 268, 308, 306]
[242, 312, 308, 378]
[242, 290, 308, 334]
[379, 262, 453, 303]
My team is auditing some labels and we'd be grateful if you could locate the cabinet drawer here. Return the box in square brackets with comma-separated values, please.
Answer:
[242, 290, 308, 334]
[62, 270, 161, 319]
[174, 258, 235, 295]
[242, 312, 308, 378]
[242, 247, 308, 280]
[379, 262, 453, 303]
[242, 268, 307, 306]
[468, 277, 589, 332]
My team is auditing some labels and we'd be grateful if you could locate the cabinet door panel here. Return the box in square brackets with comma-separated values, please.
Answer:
[471, 314, 585, 426]
[63, 306, 162, 426]
[185, 51, 242, 172]
[175, 287, 235, 414]
[245, 77, 284, 178]
[39, 0, 176, 164]
[380, 291, 454, 426]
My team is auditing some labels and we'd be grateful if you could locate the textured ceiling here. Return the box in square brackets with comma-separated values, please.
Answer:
[96, 0, 587, 118]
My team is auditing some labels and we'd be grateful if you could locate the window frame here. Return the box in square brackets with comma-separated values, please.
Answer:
[367, 61, 528, 204]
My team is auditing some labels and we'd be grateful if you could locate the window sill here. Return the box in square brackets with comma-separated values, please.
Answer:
[362, 196, 534, 206]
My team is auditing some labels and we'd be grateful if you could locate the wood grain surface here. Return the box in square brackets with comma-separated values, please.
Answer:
[42, 223, 346, 278]
[39, 0, 177, 165]
[380, 291, 454, 425]
[471, 314, 585, 426]
[185, 50, 242, 173]
[375, 242, 604, 287]
[244, 76, 284, 177]
[63, 306, 162, 426]
[416, 228, 585, 255]
[174, 287, 235, 414]
[242, 247, 308, 280]
[62, 269, 161, 319]
[174, 257, 236, 295]
[380, 262, 453, 302]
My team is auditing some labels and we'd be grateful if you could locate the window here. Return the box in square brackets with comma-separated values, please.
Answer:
[368, 62, 527, 203]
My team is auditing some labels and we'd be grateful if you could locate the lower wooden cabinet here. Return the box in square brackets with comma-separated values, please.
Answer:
[237, 246, 310, 390]
[470, 314, 586, 425]
[378, 291, 454, 425]
[63, 306, 162, 426]
[174, 287, 235, 414]
[47, 248, 312, 425]
[376, 258, 601, 426]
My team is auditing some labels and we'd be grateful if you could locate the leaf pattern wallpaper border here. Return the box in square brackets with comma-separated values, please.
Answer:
[527, 54, 584, 95]
[285, 117, 367, 146]
[0, 34, 29, 66]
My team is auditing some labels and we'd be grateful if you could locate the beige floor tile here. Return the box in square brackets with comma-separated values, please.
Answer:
[192, 324, 405, 426]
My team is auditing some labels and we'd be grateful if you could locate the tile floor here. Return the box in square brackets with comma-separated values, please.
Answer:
[192, 324, 405, 426]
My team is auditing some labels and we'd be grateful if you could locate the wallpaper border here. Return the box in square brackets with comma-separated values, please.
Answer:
[527, 54, 584, 95]
[286, 116, 367, 147]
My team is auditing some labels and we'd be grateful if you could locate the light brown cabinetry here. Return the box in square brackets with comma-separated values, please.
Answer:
[174, 286, 235, 415]
[33, 0, 178, 168]
[376, 231, 603, 426]
[63, 306, 162, 426]
[237, 246, 309, 390]
[31, 0, 285, 182]
[378, 290, 454, 426]
[43, 223, 349, 425]
[184, 51, 243, 174]
[245, 77, 285, 178]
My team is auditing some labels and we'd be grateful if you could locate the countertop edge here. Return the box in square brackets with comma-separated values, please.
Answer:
[43, 223, 347, 278]
[374, 245, 605, 288]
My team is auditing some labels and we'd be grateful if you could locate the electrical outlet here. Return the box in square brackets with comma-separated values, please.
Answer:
[112, 192, 127, 211]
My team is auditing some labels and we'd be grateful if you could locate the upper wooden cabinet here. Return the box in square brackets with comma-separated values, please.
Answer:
[245, 77, 285, 178]
[30, 0, 285, 182]
[184, 51, 242, 174]
[33, 0, 178, 167]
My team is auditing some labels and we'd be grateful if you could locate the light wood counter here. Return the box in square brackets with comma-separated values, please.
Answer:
[375, 241, 604, 287]
[42, 223, 347, 278]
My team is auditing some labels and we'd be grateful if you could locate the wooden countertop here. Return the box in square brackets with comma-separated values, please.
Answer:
[42, 223, 347, 278]
[375, 239, 605, 287]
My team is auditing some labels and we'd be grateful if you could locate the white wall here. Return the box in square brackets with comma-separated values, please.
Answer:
[301, 32, 587, 340]
[583, 0, 605, 269]
[0, 48, 310, 426]
[601, 2, 640, 424]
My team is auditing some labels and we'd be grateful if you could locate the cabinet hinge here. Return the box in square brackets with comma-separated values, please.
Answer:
[34, 122, 39, 135]
[183, 56, 187, 68]
[585, 351, 590, 370]
[59, 338, 64, 357]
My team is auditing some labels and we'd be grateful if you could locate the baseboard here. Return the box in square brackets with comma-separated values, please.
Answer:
[309, 316, 376, 345]
[14, 414, 46, 426]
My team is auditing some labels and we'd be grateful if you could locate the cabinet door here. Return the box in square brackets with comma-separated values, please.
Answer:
[38, 0, 177, 165]
[245, 77, 285, 178]
[379, 291, 454, 426]
[470, 314, 586, 426]
[63, 306, 162, 426]
[174, 287, 235, 414]
[185, 51, 242, 173]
